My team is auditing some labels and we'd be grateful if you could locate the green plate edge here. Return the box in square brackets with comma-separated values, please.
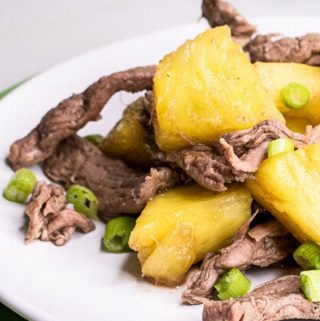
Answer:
[0, 79, 29, 100]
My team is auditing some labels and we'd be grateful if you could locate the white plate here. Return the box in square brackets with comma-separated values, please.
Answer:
[0, 16, 319, 321]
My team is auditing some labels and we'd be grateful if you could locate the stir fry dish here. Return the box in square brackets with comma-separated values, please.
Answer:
[4, 0, 320, 320]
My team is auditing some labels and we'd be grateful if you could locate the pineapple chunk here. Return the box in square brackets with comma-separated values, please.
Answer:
[129, 184, 252, 286]
[153, 26, 284, 151]
[285, 116, 309, 134]
[246, 143, 320, 243]
[99, 98, 152, 166]
[256, 62, 320, 124]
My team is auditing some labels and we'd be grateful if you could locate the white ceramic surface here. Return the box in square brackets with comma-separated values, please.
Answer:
[0, 17, 319, 321]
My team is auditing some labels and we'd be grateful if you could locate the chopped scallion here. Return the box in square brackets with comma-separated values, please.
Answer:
[3, 168, 36, 203]
[294, 242, 320, 270]
[66, 184, 99, 220]
[281, 82, 310, 109]
[103, 217, 135, 253]
[268, 138, 295, 158]
[214, 268, 251, 300]
[301, 270, 320, 302]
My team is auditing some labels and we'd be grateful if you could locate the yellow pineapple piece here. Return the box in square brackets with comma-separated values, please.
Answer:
[99, 98, 152, 166]
[256, 62, 320, 124]
[129, 184, 252, 286]
[153, 26, 284, 151]
[246, 143, 320, 243]
[285, 116, 309, 134]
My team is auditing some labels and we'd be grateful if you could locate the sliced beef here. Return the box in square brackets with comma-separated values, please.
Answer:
[202, 0, 256, 45]
[9, 65, 156, 170]
[203, 275, 320, 321]
[246, 33, 320, 65]
[25, 181, 95, 246]
[43, 135, 179, 219]
[162, 120, 320, 192]
[164, 145, 243, 192]
[202, 0, 320, 65]
[182, 215, 297, 305]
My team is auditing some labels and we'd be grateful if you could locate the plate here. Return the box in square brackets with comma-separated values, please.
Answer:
[0, 16, 320, 321]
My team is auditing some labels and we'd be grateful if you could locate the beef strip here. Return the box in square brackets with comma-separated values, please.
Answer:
[8, 65, 156, 170]
[163, 145, 242, 192]
[182, 215, 297, 305]
[43, 135, 179, 219]
[202, 0, 256, 46]
[161, 120, 320, 192]
[203, 275, 320, 321]
[202, 0, 320, 65]
[25, 181, 95, 246]
[246, 33, 320, 65]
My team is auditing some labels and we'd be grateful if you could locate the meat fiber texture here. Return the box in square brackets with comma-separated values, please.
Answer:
[7, 65, 181, 218]
[202, 0, 256, 46]
[202, 0, 320, 65]
[8, 66, 156, 170]
[160, 120, 320, 192]
[182, 214, 297, 304]
[246, 34, 320, 66]
[203, 275, 320, 321]
[25, 181, 95, 246]
[44, 135, 179, 219]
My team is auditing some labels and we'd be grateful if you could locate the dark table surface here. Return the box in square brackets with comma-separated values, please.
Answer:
[0, 302, 26, 321]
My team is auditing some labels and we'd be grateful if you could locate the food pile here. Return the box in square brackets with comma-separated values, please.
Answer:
[4, 0, 320, 320]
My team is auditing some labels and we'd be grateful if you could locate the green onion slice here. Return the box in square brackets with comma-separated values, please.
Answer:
[294, 242, 320, 270]
[103, 217, 135, 253]
[3, 168, 36, 203]
[301, 270, 320, 302]
[66, 184, 99, 220]
[281, 82, 310, 109]
[268, 138, 295, 158]
[84, 134, 103, 146]
[214, 268, 251, 300]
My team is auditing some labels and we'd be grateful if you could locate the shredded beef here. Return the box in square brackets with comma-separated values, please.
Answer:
[182, 214, 297, 305]
[43, 135, 179, 219]
[202, 0, 256, 42]
[203, 275, 320, 321]
[164, 145, 241, 192]
[25, 181, 95, 246]
[8, 65, 156, 170]
[162, 120, 320, 192]
[246, 33, 320, 65]
[45, 209, 95, 245]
